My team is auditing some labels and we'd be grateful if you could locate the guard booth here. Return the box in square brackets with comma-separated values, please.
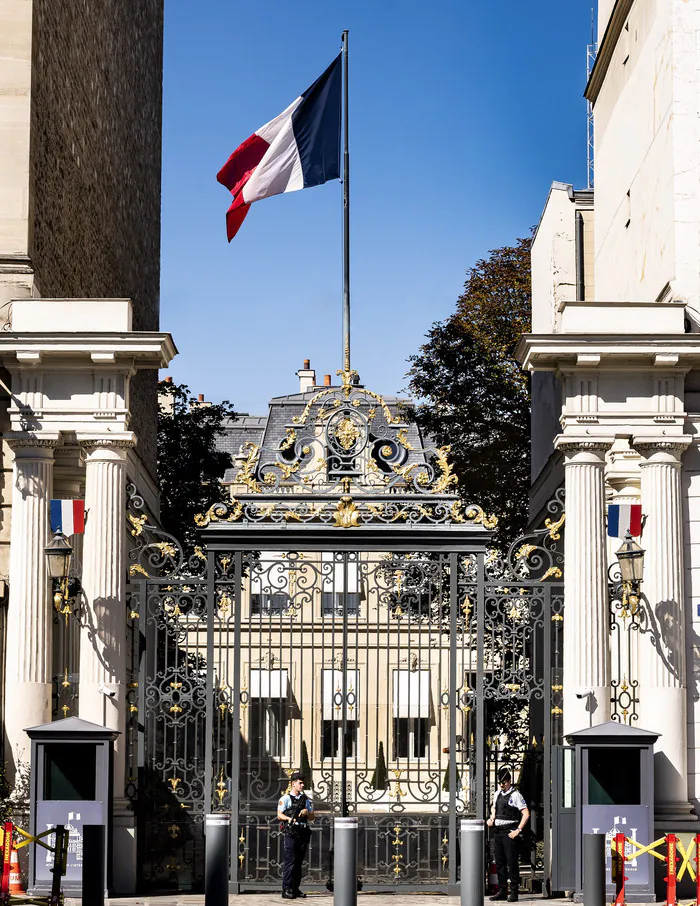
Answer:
[558, 721, 658, 902]
[26, 716, 117, 896]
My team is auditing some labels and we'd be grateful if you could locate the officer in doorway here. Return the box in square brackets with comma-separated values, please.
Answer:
[486, 768, 530, 902]
[277, 771, 314, 899]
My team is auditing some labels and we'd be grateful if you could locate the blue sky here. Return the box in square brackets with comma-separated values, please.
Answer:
[160, 0, 596, 415]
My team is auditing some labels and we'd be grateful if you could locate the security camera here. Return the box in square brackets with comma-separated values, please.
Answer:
[98, 682, 118, 699]
[575, 687, 594, 699]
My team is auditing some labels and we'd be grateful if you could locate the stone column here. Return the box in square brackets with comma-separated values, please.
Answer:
[4, 437, 57, 772]
[635, 438, 695, 824]
[78, 438, 133, 762]
[555, 439, 612, 735]
[78, 436, 136, 892]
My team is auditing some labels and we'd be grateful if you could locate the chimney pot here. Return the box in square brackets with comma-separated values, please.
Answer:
[324, 374, 332, 386]
[198, 393, 204, 402]
[303, 359, 310, 370]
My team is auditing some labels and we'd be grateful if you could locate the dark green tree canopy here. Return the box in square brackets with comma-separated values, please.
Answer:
[408, 236, 531, 543]
[157, 380, 237, 550]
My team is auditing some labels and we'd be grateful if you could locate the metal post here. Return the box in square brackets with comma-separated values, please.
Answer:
[205, 814, 230, 906]
[475, 552, 486, 819]
[341, 29, 350, 372]
[82, 825, 105, 906]
[460, 819, 484, 906]
[583, 833, 605, 906]
[341, 553, 349, 817]
[448, 552, 458, 892]
[333, 816, 357, 906]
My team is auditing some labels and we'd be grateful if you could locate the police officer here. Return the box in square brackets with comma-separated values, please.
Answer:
[277, 771, 314, 899]
[486, 768, 529, 902]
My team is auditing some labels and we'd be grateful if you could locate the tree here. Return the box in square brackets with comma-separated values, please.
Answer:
[157, 380, 237, 551]
[407, 236, 531, 544]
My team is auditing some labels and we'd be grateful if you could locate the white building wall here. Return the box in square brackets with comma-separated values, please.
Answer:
[593, 0, 700, 310]
[524, 0, 700, 826]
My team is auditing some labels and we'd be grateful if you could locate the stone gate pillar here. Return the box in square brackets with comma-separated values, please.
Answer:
[3, 437, 57, 770]
[635, 438, 695, 824]
[556, 438, 612, 735]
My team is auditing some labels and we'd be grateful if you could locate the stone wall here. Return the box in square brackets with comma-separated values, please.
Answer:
[28, 0, 164, 474]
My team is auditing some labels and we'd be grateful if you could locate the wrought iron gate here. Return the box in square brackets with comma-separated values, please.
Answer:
[125, 373, 564, 893]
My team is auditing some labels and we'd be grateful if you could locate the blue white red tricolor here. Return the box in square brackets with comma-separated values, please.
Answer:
[607, 503, 642, 538]
[216, 54, 342, 241]
[50, 499, 85, 536]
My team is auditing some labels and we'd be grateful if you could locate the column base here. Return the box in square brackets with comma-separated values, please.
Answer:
[111, 798, 137, 894]
[3, 681, 52, 776]
[654, 799, 698, 832]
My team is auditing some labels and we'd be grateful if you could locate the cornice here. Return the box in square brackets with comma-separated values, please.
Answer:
[585, 0, 634, 105]
[0, 333, 177, 369]
[0, 255, 33, 275]
[517, 334, 700, 371]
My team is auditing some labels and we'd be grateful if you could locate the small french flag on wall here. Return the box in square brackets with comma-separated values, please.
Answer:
[607, 503, 642, 539]
[50, 500, 85, 536]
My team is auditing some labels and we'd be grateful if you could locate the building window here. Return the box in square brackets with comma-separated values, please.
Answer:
[249, 700, 287, 758]
[322, 668, 360, 758]
[250, 551, 290, 616]
[322, 592, 360, 617]
[393, 669, 431, 759]
[250, 592, 289, 616]
[394, 717, 429, 759]
[322, 720, 357, 759]
[322, 553, 360, 617]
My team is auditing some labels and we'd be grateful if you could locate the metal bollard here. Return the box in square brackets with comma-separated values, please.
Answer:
[333, 817, 358, 906]
[583, 833, 605, 906]
[82, 825, 105, 906]
[460, 819, 484, 906]
[205, 813, 230, 906]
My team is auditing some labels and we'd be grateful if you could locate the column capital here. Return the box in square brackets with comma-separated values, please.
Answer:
[554, 436, 613, 462]
[5, 434, 59, 454]
[634, 436, 691, 466]
[78, 433, 136, 460]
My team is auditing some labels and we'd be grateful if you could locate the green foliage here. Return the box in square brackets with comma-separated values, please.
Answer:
[300, 740, 312, 781]
[157, 381, 237, 551]
[370, 742, 388, 791]
[408, 236, 532, 544]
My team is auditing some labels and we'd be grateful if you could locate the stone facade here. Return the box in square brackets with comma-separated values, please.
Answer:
[0, 0, 164, 475]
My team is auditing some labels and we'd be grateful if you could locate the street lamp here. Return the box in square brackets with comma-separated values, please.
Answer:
[44, 531, 73, 614]
[615, 530, 645, 614]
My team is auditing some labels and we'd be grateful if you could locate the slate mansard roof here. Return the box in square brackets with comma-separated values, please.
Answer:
[217, 385, 426, 483]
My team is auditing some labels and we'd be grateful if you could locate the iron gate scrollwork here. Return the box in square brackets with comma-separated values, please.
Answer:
[126, 372, 564, 892]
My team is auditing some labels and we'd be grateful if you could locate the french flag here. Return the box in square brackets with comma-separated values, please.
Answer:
[607, 503, 642, 539]
[217, 54, 342, 241]
[50, 499, 85, 536]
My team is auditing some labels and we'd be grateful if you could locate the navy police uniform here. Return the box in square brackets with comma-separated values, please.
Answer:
[278, 787, 313, 898]
[489, 781, 528, 902]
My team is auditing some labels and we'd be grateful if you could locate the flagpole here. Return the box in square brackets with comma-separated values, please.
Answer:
[342, 29, 350, 374]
